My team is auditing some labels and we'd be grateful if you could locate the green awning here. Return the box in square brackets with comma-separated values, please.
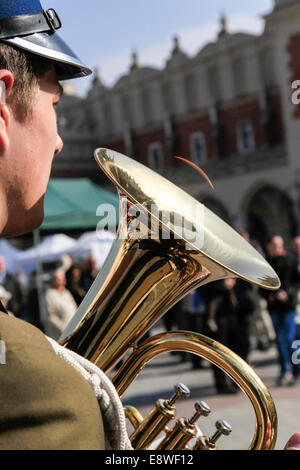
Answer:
[41, 178, 119, 231]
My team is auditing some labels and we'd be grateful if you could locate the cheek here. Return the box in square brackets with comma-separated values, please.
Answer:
[8, 116, 57, 213]
[33, 108, 57, 154]
[25, 111, 57, 179]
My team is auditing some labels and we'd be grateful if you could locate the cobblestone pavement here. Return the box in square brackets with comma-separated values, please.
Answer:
[119, 341, 300, 450]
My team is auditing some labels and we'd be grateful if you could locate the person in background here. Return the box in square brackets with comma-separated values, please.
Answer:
[0, 285, 13, 316]
[45, 270, 78, 341]
[207, 278, 255, 394]
[66, 263, 86, 307]
[183, 289, 207, 369]
[0, 255, 26, 318]
[237, 230, 276, 350]
[291, 236, 300, 342]
[26, 271, 44, 331]
[81, 255, 99, 293]
[249, 290, 276, 351]
[263, 235, 300, 386]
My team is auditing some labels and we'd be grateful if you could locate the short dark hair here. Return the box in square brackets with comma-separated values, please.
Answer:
[0, 42, 52, 121]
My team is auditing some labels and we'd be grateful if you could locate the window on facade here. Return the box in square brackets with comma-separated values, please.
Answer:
[190, 132, 207, 165]
[148, 142, 164, 173]
[237, 121, 256, 155]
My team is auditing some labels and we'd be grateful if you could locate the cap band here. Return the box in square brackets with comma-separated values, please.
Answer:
[0, 9, 61, 39]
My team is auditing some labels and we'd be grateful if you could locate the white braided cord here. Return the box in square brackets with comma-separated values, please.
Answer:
[46, 336, 133, 450]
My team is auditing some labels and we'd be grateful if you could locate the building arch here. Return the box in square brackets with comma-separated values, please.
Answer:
[242, 183, 298, 249]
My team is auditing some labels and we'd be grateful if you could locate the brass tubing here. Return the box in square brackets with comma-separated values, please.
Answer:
[193, 437, 215, 450]
[130, 399, 176, 450]
[113, 331, 277, 450]
[124, 406, 144, 430]
[156, 418, 196, 450]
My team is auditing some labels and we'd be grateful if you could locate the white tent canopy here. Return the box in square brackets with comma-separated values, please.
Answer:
[14, 234, 77, 275]
[67, 231, 116, 269]
[0, 230, 116, 276]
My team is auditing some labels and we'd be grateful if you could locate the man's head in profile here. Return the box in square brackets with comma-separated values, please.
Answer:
[0, 0, 92, 239]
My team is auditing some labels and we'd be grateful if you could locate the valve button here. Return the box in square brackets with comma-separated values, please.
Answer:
[168, 383, 190, 406]
[175, 383, 190, 398]
[216, 420, 232, 436]
[195, 401, 211, 417]
[188, 401, 211, 425]
[209, 419, 232, 445]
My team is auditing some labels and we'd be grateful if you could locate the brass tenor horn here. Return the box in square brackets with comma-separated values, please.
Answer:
[60, 148, 280, 450]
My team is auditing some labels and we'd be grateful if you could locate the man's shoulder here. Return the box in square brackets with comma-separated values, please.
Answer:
[0, 310, 50, 348]
[0, 312, 105, 450]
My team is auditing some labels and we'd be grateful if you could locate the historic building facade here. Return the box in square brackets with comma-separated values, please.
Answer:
[54, 0, 300, 247]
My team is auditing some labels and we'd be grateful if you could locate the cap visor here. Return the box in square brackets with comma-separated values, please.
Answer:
[3, 32, 92, 80]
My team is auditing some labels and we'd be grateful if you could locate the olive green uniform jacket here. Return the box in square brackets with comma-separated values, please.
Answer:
[0, 310, 105, 450]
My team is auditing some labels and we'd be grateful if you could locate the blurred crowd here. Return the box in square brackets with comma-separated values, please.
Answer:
[0, 253, 99, 341]
[162, 232, 300, 393]
[1, 232, 300, 394]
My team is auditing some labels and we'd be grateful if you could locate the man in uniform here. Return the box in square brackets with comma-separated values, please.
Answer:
[0, 0, 299, 453]
[0, 0, 106, 450]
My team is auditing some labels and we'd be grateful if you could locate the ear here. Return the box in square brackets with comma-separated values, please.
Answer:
[0, 70, 14, 152]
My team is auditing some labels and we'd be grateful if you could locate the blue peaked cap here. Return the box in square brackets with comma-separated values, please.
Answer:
[0, 0, 92, 80]
[0, 0, 43, 19]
